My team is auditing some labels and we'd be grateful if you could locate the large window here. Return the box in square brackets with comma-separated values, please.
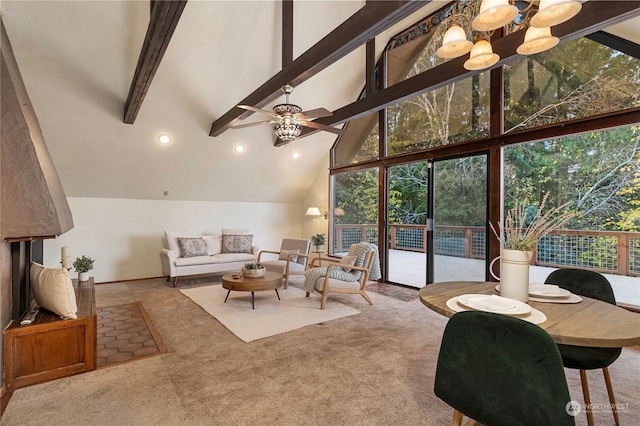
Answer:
[504, 37, 640, 132]
[329, 3, 639, 305]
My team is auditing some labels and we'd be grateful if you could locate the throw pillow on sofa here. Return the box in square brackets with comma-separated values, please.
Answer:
[221, 234, 253, 254]
[177, 237, 208, 258]
[30, 262, 78, 320]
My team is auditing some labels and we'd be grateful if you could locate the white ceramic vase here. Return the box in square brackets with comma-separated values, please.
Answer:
[78, 272, 90, 282]
[489, 249, 533, 302]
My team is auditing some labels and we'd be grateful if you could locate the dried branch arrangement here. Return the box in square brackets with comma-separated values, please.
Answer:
[490, 192, 577, 251]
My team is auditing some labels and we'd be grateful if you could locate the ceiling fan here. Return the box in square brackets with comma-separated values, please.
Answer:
[232, 85, 344, 143]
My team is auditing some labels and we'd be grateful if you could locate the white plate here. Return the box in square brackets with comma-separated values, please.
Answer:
[457, 294, 531, 316]
[528, 284, 571, 298]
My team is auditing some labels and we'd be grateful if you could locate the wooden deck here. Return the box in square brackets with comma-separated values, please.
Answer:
[386, 249, 640, 307]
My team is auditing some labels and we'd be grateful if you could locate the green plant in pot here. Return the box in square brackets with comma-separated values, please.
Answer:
[73, 255, 95, 282]
[242, 262, 265, 277]
[310, 233, 326, 252]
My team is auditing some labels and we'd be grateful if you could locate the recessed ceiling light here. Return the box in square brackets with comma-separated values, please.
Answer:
[234, 144, 245, 153]
[158, 134, 171, 144]
[291, 151, 300, 159]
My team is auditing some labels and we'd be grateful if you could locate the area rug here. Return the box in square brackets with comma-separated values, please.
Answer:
[96, 302, 166, 368]
[180, 285, 360, 342]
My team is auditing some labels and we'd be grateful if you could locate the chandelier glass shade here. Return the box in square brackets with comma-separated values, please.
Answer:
[516, 26, 559, 55]
[529, 0, 582, 28]
[471, 0, 518, 32]
[464, 37, 500, 70]
[436, 24, 473, 59]
[273, 104, 302, 143]
[437, 0, 582, 70]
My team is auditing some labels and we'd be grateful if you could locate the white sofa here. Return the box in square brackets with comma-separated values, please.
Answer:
[161, 229, 258, 287]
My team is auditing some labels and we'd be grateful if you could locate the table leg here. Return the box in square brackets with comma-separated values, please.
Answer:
[224, 290, 231, 303]
[275, 289, 280, 300]
[251, 291, 255, 309]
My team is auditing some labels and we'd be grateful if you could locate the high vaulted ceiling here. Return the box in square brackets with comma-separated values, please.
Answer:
[0, 0, 441, 203]
[1, 1, 639, 204]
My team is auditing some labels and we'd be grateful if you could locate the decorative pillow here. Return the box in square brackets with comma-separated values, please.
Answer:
[30, 262, 78, 320]
[222, 228, 251, 235]
[177, 237, 208, 258]
[221, 234, 253, 254]
[279, 249, 299, 262]
[203, 235, 222, 255]
[339, 255, 357, 273]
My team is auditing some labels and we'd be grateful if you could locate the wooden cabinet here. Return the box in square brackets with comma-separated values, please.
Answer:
[3, 278, 96, 391]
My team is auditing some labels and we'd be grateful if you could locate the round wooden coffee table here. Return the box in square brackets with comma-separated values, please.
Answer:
[221, 271, 283, 309]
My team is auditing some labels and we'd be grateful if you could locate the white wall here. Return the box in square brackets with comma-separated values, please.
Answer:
[44, 197, 302, 282]
[302, 157, 331, 249]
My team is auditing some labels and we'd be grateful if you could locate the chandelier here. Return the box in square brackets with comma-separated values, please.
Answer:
[436, 0, 582, 70]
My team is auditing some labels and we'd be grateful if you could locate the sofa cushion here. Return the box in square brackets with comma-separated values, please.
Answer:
[279, 249, 299, 262]
[178, 237, 208, 258]
[30, 262, 78, 320]
[222, 228, 251, 235]
[214, 253, 256, 263]
[221, 234, 253, 254]
[203, 235, 221, 255]
[175, 255, 220, 267]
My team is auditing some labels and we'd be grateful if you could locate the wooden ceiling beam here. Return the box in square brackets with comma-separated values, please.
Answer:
[209, 0, 430, 137]
[123, 0, 187, 124]
[283, 0, 640, 145]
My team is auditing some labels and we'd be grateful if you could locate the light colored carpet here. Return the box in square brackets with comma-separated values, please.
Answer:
[180, 284, 360, 342]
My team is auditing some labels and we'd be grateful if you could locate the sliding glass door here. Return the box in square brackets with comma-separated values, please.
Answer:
[432, 155, 488, 282]
[386, 162, 429, 287]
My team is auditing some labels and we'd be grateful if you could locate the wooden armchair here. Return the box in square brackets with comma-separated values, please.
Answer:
[305, 247, 376, 309]
[257, 238, 311, 288]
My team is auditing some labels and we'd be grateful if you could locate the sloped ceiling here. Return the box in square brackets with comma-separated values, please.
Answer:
[0, 0, 439, 203]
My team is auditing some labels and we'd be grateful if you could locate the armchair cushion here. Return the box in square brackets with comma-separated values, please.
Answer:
[339, 255, 356, 272]
[279, 249, 299, 262]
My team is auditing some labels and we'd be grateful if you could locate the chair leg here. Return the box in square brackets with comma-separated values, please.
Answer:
[283, 275, 289, 289]
[360, 290, 374, 305]
[173, 277, 178, 287]
[602, 367, 620, 426]
[580, 369, 595, 426]
[320, 291, 328, 310]
[452, 409, 463, 426]
[305, 291, 310, 298]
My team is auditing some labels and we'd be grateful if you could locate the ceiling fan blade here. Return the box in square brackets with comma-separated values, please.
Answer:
[231, 120, 274, 129]
[297, 107, 332, 120]
[237, 105, 277, 117]
[302, 121, 344, 135]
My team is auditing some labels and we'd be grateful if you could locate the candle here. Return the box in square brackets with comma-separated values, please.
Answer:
[61, 246, 70, 258]
[61, 257, 71, 268]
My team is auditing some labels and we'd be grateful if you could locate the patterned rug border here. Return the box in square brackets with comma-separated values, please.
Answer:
[96, 302, 166, 369]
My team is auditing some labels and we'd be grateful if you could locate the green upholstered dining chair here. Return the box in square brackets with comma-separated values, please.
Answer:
[434, 311, 575, 426]
[545, 268, 622, 426]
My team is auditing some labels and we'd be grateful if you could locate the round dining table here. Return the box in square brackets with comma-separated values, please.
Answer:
[419, 281, 640, 348]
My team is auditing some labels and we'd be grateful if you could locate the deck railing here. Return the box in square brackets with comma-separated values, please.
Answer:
[333, 224, 640, 276]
